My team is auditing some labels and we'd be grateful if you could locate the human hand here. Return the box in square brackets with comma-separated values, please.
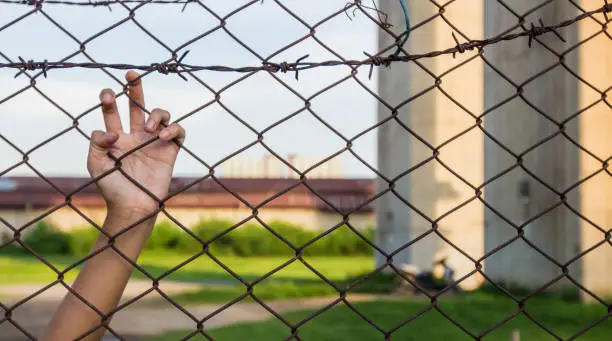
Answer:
[87, 71, 185, 215]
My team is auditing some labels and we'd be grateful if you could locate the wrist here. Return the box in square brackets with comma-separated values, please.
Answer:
[103, 205, 159, 233]
[106, 203, 159, 219]
[91, 205, 158, 261]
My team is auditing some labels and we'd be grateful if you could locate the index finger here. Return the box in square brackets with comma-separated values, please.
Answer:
[100, 89, 123, 134]
[126, 71, 146, 133]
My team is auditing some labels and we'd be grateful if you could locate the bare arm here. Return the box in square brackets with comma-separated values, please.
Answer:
[41, 209, 156, 341]
[41, 71, 185, 341]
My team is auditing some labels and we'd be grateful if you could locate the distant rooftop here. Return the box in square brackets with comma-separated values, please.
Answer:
[0, 177, 376, 213]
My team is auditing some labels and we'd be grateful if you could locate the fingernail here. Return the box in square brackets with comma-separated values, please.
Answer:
[159, 130, 170, 139]
[100, 91, 113, 103]
[145, 119, 156, 131]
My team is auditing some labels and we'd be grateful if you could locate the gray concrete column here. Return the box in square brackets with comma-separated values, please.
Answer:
[484, 1, 611, 298]
[377, 1, 484, 289]
[574, 2, 612, 299]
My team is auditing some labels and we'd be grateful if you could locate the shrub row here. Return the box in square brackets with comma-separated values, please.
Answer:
[5, 219, 374, 257]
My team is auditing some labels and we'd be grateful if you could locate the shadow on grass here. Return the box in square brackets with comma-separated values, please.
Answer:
[150, 292, 612, 341]
[133, 263, 395, 289]
[135, 264, 400, 306]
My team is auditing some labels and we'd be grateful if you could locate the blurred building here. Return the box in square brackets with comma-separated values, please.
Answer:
[0, 176, 374, 234]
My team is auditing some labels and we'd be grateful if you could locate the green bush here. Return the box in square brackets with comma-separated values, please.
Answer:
[69, 227, 100, 256]
[175, 219, 375, 257]
[228, 223, 259, 256]
[300, 225, 374, 257]
[259, 220, 305, 256]
[23, 221, 72, 255]
[145, 221, 183, 251]
[18, 218, 375, 257]
[194, 219, 238, 254]
[339, 226, 374, 255]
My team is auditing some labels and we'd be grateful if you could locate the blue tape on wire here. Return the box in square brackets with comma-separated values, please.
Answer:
[397, 0, 411, 50]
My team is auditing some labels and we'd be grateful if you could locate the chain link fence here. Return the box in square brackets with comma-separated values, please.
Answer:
[0, 0, 611, 340]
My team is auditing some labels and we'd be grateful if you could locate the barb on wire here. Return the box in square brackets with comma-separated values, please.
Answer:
[1, 2, 609, 78]
[89, 0, 112, 12]
[363, 52, 390, 80]
[528, 18, 566, 48]
[263, 55, 310, 80]
[150, 50, 190, 81]
[13, 56, 49, 79]
[345, 0, 393, 29]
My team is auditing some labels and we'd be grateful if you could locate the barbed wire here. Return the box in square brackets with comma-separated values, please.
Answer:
[1, 2, 609, 81]
[0, 0, 193, 6]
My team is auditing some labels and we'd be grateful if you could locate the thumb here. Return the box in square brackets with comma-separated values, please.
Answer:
[88, 130, 119, 172]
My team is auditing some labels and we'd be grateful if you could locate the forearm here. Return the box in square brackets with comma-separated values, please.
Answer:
[41, 207, 157, 341]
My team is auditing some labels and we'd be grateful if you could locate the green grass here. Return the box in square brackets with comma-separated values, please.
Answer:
[151, 293, 612, 341]
[136, 252, 373, 283]
[0, 251, 375, 306]
[0, 251, 373, 286]
[0, 255, 79, 285]
[159, 271, 398, 306]
[166, 281, 340, 305]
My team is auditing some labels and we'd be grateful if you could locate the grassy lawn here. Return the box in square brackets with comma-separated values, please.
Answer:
[4, 251, 611, 340]
[151, 293, 612, 341]
[165, 281, 340, 305]
[0, 255, 79, 285]
[137, 252, 374, 283]
[0, 251, 373, 286]
[0, 252, 378, 305]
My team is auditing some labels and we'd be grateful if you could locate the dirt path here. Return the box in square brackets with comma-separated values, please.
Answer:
[0, 281, 205, 303]
[108, 294, 380, 338]
[1, 280, 201, 341]
[1, 282, 387, 341]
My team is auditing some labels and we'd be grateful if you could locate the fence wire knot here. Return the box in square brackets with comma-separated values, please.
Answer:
[363, 52, 390, 79]
[150, 62, 186, 81]
[150, 51, 190, 81]
[263, 55, 309, 80]
[87, 0, 111, 11]
[23, 0, 42, 7]
[278, 61, 290, 73]
[14, 56, 41, 79]
[451, 32, 471, 58]
[528, 19, 566, 48]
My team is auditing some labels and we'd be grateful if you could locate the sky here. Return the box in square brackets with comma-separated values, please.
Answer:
[0, 0, 384, 179]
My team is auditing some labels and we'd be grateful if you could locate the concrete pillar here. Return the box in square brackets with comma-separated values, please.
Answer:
[574, 2, 612, 299]
[484, 1, 612, 297]
[376, 1, 484, 289]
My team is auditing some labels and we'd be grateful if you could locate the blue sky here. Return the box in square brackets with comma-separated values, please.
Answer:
[0, 1, 382, 178]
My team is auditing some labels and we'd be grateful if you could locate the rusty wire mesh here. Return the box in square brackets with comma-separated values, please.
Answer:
[0, 0, 611, 340]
